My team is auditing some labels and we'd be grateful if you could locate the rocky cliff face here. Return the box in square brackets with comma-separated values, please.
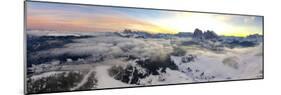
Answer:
[192, 28, 218, 40]
[203, 30, 218, 39]
[193, 28, 204, 40]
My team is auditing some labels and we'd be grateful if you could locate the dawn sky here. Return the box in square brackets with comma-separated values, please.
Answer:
[27, 2, 263, 37]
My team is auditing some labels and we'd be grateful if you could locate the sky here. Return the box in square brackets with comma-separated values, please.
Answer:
[26, 2, 263, 37]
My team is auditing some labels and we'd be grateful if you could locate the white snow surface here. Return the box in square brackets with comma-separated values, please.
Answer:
[94, 65, 133, 88]
[30, 71, 65, 80]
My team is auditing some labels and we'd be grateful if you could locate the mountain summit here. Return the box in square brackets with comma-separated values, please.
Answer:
[192, 28, 218, 40]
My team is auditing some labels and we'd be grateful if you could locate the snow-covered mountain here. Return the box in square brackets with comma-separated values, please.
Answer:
[26, 29, 263, 93]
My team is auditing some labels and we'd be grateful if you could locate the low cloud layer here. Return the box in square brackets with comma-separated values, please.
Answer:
[33, 36, 174, 65]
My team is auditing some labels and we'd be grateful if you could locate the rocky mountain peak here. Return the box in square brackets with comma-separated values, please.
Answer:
[193, 28, 218, 40]
[193, 28, 204, 39]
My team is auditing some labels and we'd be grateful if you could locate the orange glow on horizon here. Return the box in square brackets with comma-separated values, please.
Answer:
[26, 2, 262, 36]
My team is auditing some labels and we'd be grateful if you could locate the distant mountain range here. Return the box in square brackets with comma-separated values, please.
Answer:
[116, 28, 262, 39]
[116, 28, 263, 50]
